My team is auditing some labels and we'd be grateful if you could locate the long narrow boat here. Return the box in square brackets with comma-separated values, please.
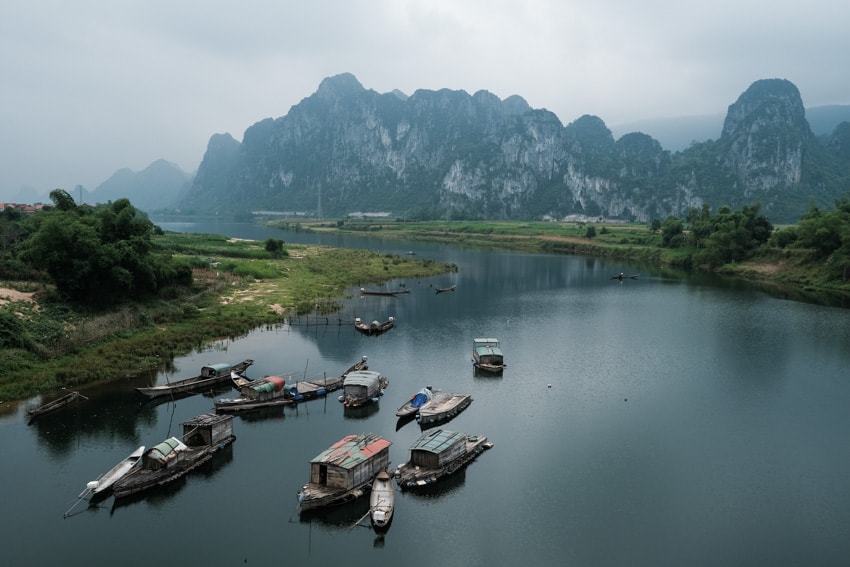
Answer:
[370, 470, 395, 529]
[136, 359, 254, 399]
[395, 386, 434, 417]
[90, 445, 146, 498]
[26, 391, 83, 422]
[360, 287, 410, 296]
[112, 414, 235, 499]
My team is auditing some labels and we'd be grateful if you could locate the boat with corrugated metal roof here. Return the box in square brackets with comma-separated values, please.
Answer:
[394, 429, 492, 490]
[135, 359, 254, 399]
[472, 338, 505, 373]
[340, 369, 388, 407]
[297, 433, 392, 511]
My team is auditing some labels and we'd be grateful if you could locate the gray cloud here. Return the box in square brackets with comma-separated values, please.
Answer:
[2, 0, 848, 201]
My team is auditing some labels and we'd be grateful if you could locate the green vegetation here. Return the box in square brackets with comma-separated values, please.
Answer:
[275, 196, 850, 294]
[0, 203, 454, 402]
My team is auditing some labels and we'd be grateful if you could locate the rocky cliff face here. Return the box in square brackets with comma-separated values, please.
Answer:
[183, 74, 850, 223]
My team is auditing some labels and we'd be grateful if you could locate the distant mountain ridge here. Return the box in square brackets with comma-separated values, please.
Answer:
[177, 73, 850, 223]
[611, 105, 850, 152]
[92, 159, 192, 211]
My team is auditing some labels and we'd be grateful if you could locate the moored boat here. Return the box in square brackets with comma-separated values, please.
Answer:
[26, 390, 83, 422]
[360, 287, 410, 296]
[354, 316, 395, 335]
[395, 386, 434, 417]
[215, 375, 292, 413]
[136, 359, 254, 399]
[112, 413, 235, 499]
[472, 338, 506, 373]
[340, 370, 388, 407]
[394, 429, 492, 490]
[370, 470, 395, 529]
[417, 392, 472, 427]
[90, 445, 146, 498]
[288, 356, 368, 401]
[297, 433, 392, 512]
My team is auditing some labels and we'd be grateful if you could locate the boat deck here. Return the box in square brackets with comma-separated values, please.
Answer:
[394, 435, 491, 490]
[418, 392, 472, 426]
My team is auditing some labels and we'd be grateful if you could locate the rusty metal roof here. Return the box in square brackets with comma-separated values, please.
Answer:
[310, 433, 391, 469]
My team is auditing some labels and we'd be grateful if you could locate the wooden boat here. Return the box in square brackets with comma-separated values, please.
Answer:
[435, 284, 456, 294]
[395, 386, 434, 417]
[417, 392, 473, 427]
[610, 272, 640, 280]
[215, 375, 292, 413]
[340, 370, 389, 407]
[369, 470, 395, 528]
[65, 445, 147, 515]
[354, 316, 395, 336]
[394, 429, 493, 490]
[360, 287, 410, 296]
[90, 445, 146, 497]
[288, 356, 368, 401]
[136, 359, 254, 399]
[112, 414, 235, 499]
[231, 370, 253, 389]
[297, 433, 392, 512]
[26, 390, 83, 422]
[472, 338, 506, 373]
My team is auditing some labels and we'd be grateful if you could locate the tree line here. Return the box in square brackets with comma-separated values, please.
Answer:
[649, 194, 850, 281]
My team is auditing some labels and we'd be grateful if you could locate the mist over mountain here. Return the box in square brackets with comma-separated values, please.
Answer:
[91, 159, 192, 211]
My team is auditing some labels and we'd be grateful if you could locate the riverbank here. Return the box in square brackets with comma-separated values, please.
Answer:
[0, 232, 454, 403]
[269, 218, 850, 300]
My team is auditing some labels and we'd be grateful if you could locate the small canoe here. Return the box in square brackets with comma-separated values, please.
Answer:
[395, 387, 434, 417]
[370, 471, 395, 528]
[26, 391, 83, 422]
[90, 445, 146, 497]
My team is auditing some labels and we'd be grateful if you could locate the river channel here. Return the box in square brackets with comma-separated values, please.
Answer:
[2, 220, 849, 566]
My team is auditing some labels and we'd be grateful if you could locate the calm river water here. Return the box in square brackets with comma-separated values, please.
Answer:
[2, 221, 849, 567]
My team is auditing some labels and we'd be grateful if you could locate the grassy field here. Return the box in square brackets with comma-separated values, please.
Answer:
[0, 232, 454, 403]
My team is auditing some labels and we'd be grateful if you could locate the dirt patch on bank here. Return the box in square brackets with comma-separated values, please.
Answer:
[0, 287, 36, 306]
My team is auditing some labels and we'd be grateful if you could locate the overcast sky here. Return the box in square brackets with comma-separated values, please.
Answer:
[2, 0, 849, 202]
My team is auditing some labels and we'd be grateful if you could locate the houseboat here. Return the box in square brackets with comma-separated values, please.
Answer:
[136, 359, 254, 399]
[394, 429, 492, 490]
[472, 338, 505, 373]
[297, 433, 392, 512]
[112, 413, 235, 499]
[288, 356, 368, 401]
[340, 370, 388, 407]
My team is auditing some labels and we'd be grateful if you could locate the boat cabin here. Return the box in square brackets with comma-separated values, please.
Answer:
[308, 433, 391, 491]
[240, 376, 287, 400]
[182, 413, 235, 447]
[407, 429, 468, 469]
[342, 370, 387, 406]
[473, 338, 504, 368]
[143, 437, 188, 471]
[202, 363, 236, 379]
